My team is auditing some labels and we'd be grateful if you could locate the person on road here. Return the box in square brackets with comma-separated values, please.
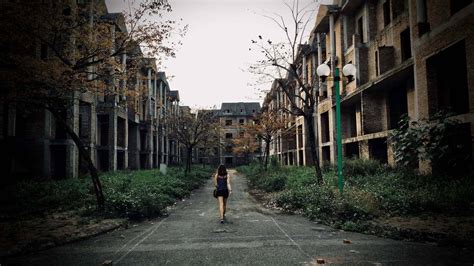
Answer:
[214, 164, 232, 224]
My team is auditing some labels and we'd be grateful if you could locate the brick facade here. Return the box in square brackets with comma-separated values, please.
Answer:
[263, 0, 474, 172]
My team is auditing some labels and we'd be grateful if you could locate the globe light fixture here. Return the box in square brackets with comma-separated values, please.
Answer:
[316, 63, 331, 82]
[342, 63, 357, 82]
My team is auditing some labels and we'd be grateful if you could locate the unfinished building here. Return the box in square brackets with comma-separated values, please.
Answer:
[263, 0, 473, 172]
[218, 102, 261, 167]
[311, 0, 473, 171]
[0, 1, 182, 182]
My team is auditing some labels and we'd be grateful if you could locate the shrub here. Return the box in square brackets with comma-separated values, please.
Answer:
[343, 158, 382, 179]
[260, 174, 286, 192]
[269, 155, 280, 168]
[0, 178, 94, 217]
[0, 166, 212, 220]
[240, 158, 474, 224]
[102, 167, 211, 219]
[390, 111, 469, 176]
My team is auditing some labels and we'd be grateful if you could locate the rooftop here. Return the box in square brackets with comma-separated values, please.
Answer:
[169, 90, 180, 101]
[219, 102, 261, 117]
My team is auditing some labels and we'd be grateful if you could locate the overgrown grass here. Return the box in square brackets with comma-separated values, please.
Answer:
[0, 177, 95, 218]
[102, 167, 211, 219]
[238, 159, 474, 226]
[0, 166, 212, 220]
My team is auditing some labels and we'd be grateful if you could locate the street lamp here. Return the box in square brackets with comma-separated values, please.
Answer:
[316, 62, 356, 193]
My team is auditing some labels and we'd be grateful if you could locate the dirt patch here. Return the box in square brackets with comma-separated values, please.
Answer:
[0, 210, 127, 258]
[365, 215, 474, 246]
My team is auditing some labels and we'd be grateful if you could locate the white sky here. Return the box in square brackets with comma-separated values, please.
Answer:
[105, 0, 321, 109]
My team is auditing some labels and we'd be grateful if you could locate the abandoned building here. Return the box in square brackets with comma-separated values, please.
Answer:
[264, 0, 474, 172]
[0, 1, 183, 181]
[219, 102, 261, 167]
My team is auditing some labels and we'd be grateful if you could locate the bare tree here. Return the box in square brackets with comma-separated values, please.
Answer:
[245, 109, 287, 171]
[167, 110, 219, 173]
[196, 119, 221, 168]
[250, 0, 323, 183]
[0, 0, 185, 209]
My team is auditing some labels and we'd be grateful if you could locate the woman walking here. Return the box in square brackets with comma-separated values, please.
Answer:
[214, 164, 232, 224]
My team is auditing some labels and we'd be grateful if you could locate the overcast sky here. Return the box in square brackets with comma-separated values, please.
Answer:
[105, 0, 321, 109]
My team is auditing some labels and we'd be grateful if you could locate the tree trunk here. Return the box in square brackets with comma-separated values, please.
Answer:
[185, 146, 192, 173]
[49, 107, 105, 210]
[264, 139, 270, 171]
[305, 114, 323, 184]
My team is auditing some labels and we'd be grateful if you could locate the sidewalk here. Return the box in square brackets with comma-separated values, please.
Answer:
[0, 210, 127, 258]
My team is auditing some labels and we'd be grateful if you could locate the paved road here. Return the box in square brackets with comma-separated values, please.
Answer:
[5, 170, 474, 265]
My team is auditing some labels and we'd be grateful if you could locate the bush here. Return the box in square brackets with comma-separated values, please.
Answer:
[239, 158, 474, 224]
[343, 158, 383, 179]
[102, 167, 211, 219]
[390, 111, 470, 176]
[260, 174, 286, 192]
[0, 178, 94, 217]
[0, 166, 212, 220]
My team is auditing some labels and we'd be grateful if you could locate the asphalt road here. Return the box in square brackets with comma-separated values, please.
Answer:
[5, 170, 474, 265]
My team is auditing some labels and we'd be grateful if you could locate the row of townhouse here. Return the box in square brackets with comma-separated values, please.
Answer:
[264, 0, 473, 172]
[0, 0, 183, 181]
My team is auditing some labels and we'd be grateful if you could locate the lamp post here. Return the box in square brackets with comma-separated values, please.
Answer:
[316, 62, 356, 193]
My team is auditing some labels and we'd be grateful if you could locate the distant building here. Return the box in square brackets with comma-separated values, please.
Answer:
[218, 102, 261, 167]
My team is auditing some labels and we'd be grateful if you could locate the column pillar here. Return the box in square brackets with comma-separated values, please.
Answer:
[109, 110, 117, 171]
[66, 97, 79, 178]
[124, 116, 129, 169]
[42, 109, 52, 178]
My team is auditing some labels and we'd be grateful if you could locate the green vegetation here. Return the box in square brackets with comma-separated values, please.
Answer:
[101, 167, 211, 219]
[0, 167, 212, 220]
[390, 111, 470, 176]
[238, 159, 474, 227]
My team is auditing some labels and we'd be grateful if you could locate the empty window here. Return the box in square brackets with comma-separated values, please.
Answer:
[320, 112, 330, 143]
[375, 51, 379, 76]
[225, 133, 233, 139]
[427, 40, 469, 114]
[225, 120, 232, 126]
[392, 0, 406, 19]
[369, 138, 388, 163]
[400, 28, 412, 61]
[357, 17, 365, 43]
[383, 1, 391, 26]
[450, 0, 471, 15]
[239, 119, 244, 125]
